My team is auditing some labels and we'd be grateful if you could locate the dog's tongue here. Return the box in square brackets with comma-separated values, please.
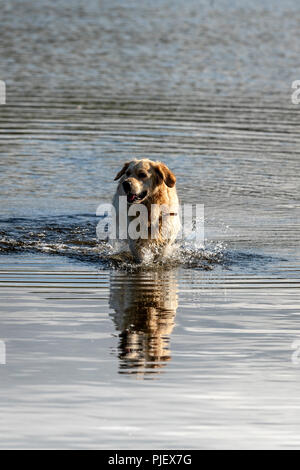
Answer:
[128, 193, 137, 203]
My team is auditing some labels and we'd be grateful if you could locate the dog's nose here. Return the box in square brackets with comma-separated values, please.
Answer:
[122, 180, 131, 193]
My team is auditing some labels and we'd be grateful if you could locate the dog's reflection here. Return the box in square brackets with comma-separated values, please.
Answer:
[109, 270, 178, 376]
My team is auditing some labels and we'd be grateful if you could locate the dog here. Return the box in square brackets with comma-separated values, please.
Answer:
[112, 159, 181, 262]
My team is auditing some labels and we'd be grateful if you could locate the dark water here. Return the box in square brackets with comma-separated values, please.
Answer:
[0, 0, 300, 449]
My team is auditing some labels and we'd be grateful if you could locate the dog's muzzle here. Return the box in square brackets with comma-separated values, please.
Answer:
[122, 180, 131, 194]
[122, 181, 147, 204]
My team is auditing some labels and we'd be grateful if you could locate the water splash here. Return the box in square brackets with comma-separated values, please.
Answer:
[0, 213, 275, 272]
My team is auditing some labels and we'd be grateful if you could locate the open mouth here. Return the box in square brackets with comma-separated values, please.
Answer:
[127, 190, 148, 204]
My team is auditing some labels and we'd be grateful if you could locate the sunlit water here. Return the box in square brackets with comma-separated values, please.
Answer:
[0, 0, 300, 449]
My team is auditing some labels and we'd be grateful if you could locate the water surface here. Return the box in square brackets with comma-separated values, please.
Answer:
[0, 0, 300, 450]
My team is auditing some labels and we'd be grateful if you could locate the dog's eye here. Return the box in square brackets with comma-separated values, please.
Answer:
[138, 172, 147, 179]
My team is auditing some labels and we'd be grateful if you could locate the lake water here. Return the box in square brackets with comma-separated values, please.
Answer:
[0, 0, 300, 449]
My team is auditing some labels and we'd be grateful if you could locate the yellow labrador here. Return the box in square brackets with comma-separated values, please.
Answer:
[112, 159, 180, 262]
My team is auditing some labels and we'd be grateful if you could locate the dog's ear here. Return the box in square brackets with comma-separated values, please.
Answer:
[114, 162, 130, 181]
[154, 162, 176, 188]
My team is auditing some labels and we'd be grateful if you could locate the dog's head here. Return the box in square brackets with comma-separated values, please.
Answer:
[114, 159, 176, 204]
